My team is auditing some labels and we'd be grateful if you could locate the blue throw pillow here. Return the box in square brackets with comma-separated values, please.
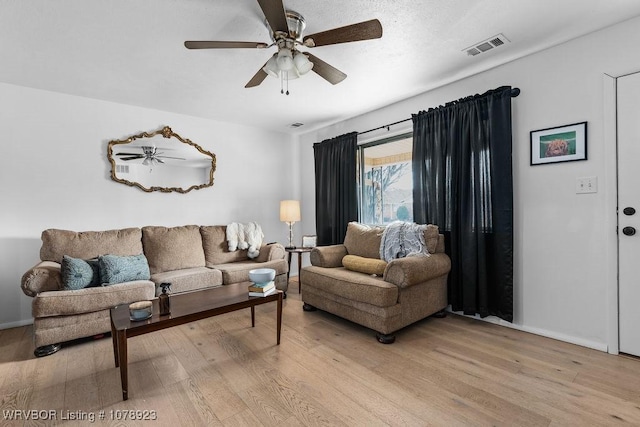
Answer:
[61, 255, 101, 290]
[99, 254, 151, 285]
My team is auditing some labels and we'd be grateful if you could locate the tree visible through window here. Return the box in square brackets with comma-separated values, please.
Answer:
[358, 134, 413, 225]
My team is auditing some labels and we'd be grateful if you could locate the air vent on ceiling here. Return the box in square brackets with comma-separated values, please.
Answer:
[116, 164, 130, 174]
[289, 122, 304, 128]
[464, 33, 510, 57]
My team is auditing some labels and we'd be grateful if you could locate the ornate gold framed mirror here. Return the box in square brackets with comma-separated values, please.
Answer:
[107, 126, 216, 193]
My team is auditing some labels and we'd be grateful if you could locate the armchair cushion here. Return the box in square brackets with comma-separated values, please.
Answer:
[343, 222, 385, 259]
[342, 255, 387, 276]
[302, 266, 398, 307]
[310, 245, 348, 268]
[383, 253, 452, 288]
[421, 224, 440, 254]
[343, 222, 442, 260]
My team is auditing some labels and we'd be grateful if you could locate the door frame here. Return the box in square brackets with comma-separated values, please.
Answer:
[603, 73, 618, 354]
[606, 70, 640, 355]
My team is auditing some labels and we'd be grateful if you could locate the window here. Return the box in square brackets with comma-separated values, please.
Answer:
[358, 133, 413, 225]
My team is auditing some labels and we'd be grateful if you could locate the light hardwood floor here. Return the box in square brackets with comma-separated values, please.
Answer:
[2, 279, 640, 426]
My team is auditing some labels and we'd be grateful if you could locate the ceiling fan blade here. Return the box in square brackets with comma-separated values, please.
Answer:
[184, 41, 268, 49]
[257, 0, 289, 35]
[303, 19, 383, 47]
[120, 156, 142, 161]
[245, 63, 269, 88]
[156, 156, 186, 160]
[306, 53, 347, 85]
[116, 152, 142, 156]
[156, 159, 165, 164]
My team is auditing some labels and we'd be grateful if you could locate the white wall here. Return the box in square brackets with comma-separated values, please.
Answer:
[297, 16, 640, 351]
[0, 83, 296, 328]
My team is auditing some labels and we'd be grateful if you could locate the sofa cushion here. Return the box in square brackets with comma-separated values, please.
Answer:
[40, 228, 143, 263]
[213, 259, 287, 285]
[343, 222, 385, 259]
[342, 255, 387, 276]
[99, 254, 151, 285]
[150, 267, 223, 296]
[301, 266, 398, 308]
[200, 225, 249, 266]
[61, 256, 100, 290]
[142, 225, 206, 274]
[32, 280, 155, 317]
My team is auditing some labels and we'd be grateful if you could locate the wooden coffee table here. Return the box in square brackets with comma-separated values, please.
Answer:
[110, 282, 282, 400]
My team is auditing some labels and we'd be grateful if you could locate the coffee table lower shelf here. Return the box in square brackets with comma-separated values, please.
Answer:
[110, 282, 283, 401]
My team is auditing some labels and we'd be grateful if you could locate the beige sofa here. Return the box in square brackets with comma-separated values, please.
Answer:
[21, 225, 288, 356]
[300, 222, 450, 343]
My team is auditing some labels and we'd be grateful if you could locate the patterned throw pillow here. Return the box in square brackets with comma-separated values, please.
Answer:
[61, 255, 101, 290]
[99, 254, 151, 285]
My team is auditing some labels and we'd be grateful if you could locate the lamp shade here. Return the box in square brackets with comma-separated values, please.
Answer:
[263, 54, 279, 78]
[280, 200, 301, 222]
[276, 49, 294, 71]
[293, 51, 313, 75]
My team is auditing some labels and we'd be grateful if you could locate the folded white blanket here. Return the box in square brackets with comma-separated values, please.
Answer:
[379, 221, 429, 262]
[226, 222, 264, 259]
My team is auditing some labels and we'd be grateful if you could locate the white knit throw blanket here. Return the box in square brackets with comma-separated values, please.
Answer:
[379, 221, 429, 262]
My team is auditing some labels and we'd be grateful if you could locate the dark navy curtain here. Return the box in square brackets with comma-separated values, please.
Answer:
[412, 86, 515, 321]
[313, 132, 358, 246]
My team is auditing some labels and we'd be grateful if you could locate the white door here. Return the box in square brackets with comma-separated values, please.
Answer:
[618, 71, 640, 356]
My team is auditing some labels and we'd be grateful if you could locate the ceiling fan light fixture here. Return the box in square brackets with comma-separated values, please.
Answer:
[276, 48, 294, 71]
[263, 54, 280, 77]
[283, 69, 299, 80]
[293, 51, 313, 75]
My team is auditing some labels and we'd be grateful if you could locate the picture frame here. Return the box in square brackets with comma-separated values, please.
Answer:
[302, 235, 317, 248]
[530, 121, 587, 165]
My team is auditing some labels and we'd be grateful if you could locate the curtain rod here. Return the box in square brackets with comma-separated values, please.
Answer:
[358, 87, 520, 136]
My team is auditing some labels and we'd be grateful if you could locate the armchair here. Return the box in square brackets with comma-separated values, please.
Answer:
[300, 222, 450, 343]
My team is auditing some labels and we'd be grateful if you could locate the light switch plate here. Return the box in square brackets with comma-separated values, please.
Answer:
[576, 176, 598, 194]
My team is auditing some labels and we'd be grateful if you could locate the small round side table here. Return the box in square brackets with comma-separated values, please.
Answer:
[285, 247, 312, 293]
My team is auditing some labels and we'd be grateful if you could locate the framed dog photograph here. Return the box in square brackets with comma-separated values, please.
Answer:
[530, 121, 587, 165]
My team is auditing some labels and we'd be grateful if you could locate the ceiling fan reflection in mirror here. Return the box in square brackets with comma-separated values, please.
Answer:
[116, 146, 186, 171]
[184, 0, 382, 94]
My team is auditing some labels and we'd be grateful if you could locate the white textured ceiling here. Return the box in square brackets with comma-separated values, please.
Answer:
[2, 0, 640, 135]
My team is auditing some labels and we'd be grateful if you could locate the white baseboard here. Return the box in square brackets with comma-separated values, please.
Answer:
[0, 318, 33, 331]
[449, 310, 608, 352]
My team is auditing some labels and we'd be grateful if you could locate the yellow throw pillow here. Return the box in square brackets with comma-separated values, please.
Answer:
[342, 255, 387, 276]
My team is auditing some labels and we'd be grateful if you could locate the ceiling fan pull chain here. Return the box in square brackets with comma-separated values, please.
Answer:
[285, 71, 290, 95]
[280, 72, 284, 94]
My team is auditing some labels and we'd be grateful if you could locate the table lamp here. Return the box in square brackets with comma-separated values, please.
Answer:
[280, 200, 300, 248]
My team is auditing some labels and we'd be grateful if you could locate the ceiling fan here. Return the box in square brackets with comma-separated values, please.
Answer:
[184, 0, 382, 94]
[116, 146, 185, 166]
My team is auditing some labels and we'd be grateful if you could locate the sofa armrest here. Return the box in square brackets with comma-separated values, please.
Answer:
[310, 245, 348, 268]
[255, 243, 286, 262]
[21, 261, 63, 297]
[383, 253, 451, 288]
